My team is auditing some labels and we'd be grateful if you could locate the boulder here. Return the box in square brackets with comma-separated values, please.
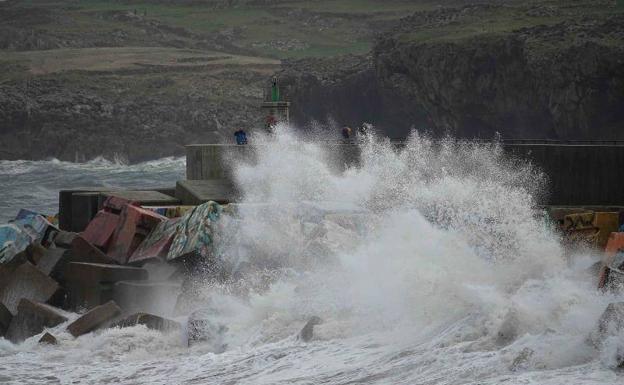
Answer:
[0, 302, 11, 337]
[112, 280, 180, 316]
[67, 300, 122, 337]
[112, 313, 180, 332]
[0, 262, 59, 315]
[38, 332, 58, 345]
[5, 299, 67, 343]
[65, 263, 148, 310]
[299, 316, 323, 342]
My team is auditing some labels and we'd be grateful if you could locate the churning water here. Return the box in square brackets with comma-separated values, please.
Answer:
[1, 127, 622, 384]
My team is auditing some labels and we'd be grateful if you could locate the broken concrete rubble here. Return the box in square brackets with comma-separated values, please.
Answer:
[0, 262, 59, 315]
[38, 332, 58, 345]
[5, 299, 67, 343]
[112, 312, 180, 332]
[67, 300, 122, 337]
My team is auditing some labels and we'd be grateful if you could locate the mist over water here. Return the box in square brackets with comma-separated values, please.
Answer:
[1, 127, 622, 384]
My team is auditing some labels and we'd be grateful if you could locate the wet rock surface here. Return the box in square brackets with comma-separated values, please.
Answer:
[67, 300, 122, 337]
[5, 299, 67, 343]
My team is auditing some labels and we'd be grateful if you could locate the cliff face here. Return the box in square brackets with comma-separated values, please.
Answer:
[282, 5, 624, 140]
[0, 69, 269, 162]
[375, 14, 624, 139]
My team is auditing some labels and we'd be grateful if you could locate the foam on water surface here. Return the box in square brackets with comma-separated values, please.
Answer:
[1, 127, 623, 384]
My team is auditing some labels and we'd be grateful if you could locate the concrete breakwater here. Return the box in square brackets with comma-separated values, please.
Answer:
[186, 141, 624, 206]
[1, 138, 624, 371]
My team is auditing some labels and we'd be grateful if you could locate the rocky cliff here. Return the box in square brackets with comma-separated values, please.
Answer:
[282, 3, 624, 140]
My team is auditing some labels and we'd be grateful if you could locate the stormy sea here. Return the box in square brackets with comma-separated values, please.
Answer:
[1, 127, 622, 385]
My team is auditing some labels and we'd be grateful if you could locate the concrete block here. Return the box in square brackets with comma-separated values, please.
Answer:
[175, 179, 236, 205]
[128, 218, 180, 265]
[39, 332, 58, 345]
[167, 201, 221, 261]
[5, 299, 67, 343]
[36, 246, 70, 278]
[598, 232, 624, 289]
[59, 189, 108, 231]
[113, 280, 180, 316]
[70, 192, 102, 232]
[70, 236, 117, 265]
[563, 212, 619, 249]
[143, 206, 195, 218]
[37, 237, 116, 283]
[81, 211, 119, 251]
[67, 300, 122, 337]
[0, 302, 11, 337]
[53, 231, 78, 248]
[111, 313, 180, 332]
[98, 191, 180, 211]
[106, 205, 166, 264]
[65, 263, 147, 310]
[0, 262, 59, 315]
[66, 262, 148, 285]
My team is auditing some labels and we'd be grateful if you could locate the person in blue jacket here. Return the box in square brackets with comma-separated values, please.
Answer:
[234, 129, 247, 145]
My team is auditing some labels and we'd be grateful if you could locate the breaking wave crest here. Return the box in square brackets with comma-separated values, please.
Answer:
[1, 126, 622, 384]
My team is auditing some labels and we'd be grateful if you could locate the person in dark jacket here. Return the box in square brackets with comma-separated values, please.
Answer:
[341, 126, 352, 139]
[234, 129, 247, 145]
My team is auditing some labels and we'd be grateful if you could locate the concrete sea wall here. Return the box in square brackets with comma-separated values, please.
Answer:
[186, 142, 624, 206]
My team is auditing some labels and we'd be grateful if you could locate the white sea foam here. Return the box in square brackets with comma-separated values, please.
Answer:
[1, 127, 622, 384]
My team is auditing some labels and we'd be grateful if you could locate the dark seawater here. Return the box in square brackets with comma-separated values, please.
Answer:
[0, 157, 185, 223]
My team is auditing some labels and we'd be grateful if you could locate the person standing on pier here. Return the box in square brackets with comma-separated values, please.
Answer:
[234, 129, 247, 145]
[341, 125, 352, 140]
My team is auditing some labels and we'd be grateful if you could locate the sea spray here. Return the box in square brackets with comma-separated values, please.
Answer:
[1, 127, 622, 384]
